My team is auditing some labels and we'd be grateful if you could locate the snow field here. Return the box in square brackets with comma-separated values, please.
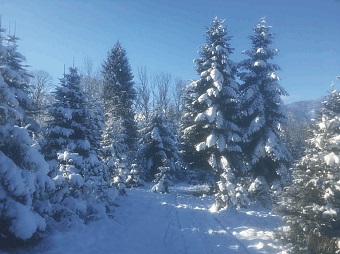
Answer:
[8, 185, 288, 254]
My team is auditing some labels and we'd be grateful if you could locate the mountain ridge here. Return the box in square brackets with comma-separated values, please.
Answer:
[285, 97, 323, 124]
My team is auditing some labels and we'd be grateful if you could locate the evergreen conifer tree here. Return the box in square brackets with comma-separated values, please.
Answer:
[180, 82, 212, 183]
[0, 27, 54, 244]
[101, 41, 137, 193]
[137, 112, 180, 186]
[81, 80, 108, 204]
[278, 84, 340, 254]
[41, 67, 113, 228]
[41, 68, 88, 171]
[102, 41, 137, 155]
[182, 18, 245, 210]
[238, 18, 291, 205]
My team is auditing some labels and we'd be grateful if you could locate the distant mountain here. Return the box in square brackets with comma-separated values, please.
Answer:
[285, 98, 323, 124]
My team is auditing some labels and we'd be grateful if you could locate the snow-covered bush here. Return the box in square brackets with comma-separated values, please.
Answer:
[248, 177, 271, 207]
[151, 166, 173, 193]
[113, 165, 128, 196]
[137, 112, 180, 182]
[126, 164, 145, 188]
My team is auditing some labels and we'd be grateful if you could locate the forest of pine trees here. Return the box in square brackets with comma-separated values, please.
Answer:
[0, 16, 339, 253]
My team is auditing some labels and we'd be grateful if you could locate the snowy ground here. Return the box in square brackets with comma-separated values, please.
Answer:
[3, 185, 287, 254]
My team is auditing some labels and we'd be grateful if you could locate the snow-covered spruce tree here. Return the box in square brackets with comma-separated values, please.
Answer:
[278, 85, 340, 254]
[2, 31, 39, 131]
[79, 66, 114, 205]
[0, 28, 54, 245]
[180, 82, 213, 184]
[102, 41, 137, 155]
[137, 112, 180, 189]
[182, 18, 246, 210]
[41, 68, 88, 173]
[101, 41, 137, 192]
[80, 71, 112, 210]
[41, 67, 113, 229]
[82, 101, 116, 219]
[238, 18, 291, 205]
[151, 165, 172, 194]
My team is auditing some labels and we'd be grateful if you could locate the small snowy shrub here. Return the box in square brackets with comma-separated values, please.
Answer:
[126, 164, 144, 188]
[151, 166, 172, 193]
[248, 177, 271, 207]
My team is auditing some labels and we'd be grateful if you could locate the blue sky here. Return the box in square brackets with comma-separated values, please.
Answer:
[2, 0, 340, 103]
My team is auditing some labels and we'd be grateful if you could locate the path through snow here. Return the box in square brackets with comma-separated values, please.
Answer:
[10, 185, 286, 254]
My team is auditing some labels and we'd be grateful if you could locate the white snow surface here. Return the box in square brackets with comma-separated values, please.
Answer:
[324, 152, 340, 166]
[12, 185, 286, 254]
[195, 142, 207, 152]
[197, 93, 212, 106]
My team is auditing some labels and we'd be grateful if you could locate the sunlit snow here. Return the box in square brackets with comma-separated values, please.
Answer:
[324, 152, 340, 166]
[205, 105, 217, 123]
[206, 133, 218, 148]
[25, 186, 286, 254]
[210, 68, 224, 91]
[253, 60, 266, 68]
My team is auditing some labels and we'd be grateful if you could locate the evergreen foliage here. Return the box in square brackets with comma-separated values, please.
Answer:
[238, 18, 291, 204]
[283, 112, 310, 161]
[41, 68, 89, 168]
[102, 41, 137, 154]
[278, 86, 340, 253]
[0, 27, 54, 244]
[41, 67, 114, 229]
[151, 166, 172, 194]
[181, 18, 245, 210]
[137, 112, 180, 184]
[101, 41, 138, 192]
[180, 82, 212, 182]
[0, 13, 326, 251]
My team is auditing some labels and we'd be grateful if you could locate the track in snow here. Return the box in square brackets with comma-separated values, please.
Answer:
[173, 190, 251, 254]
[20, 185, 285, 254]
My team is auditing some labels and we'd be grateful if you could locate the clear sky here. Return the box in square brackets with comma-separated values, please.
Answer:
[2, 0, 340, 103]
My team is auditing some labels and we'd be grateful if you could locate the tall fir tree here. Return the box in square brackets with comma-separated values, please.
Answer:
[41, 68, 89, 171]
[238, 18, 291, 205]
[181, 18, 245, 210]
[102, 41, 137, 154]
[0, 27, 54, 244]
[278, 84, 340, 254]
[41, 67, 113, 229]
[180, 81, 212, 182]
[101, 41, 137, 192]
